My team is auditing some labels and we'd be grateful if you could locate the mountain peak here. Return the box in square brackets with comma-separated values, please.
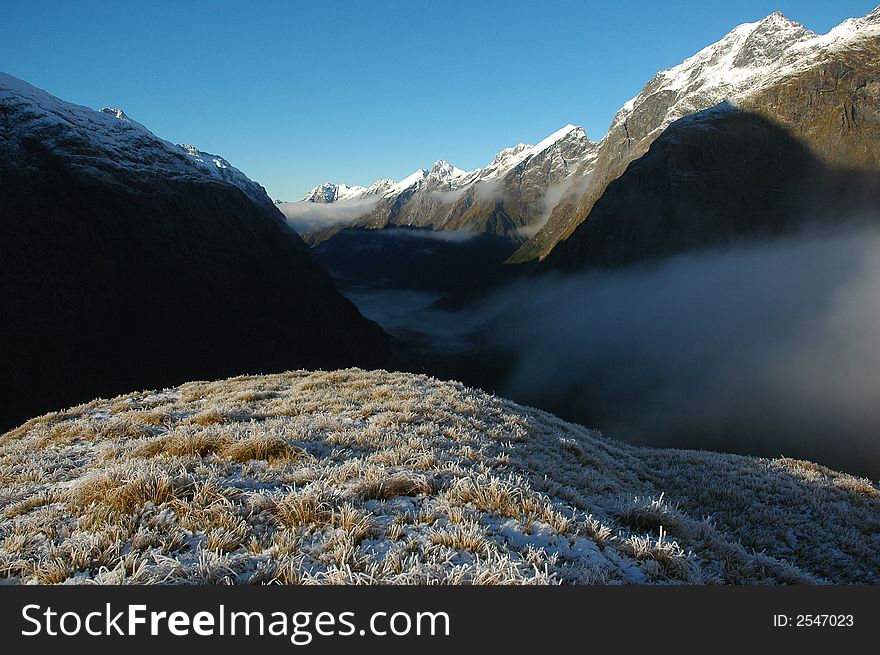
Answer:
[760, 11, 793, 24]
[533, 123, 589, 152]
[610, 6, 822, 133]
[751, 10, 810, 35]
[299, 177, 399, 203]
[302, 181, 345, 203]
[382, 168, 428, 196]
[428, 159, 467, 179]
[492, 143, 531, 165]
[0, 73, 270, 209]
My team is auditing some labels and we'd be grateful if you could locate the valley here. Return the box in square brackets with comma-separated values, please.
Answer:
[277, 8, 880, 480]
[1, 5, 879, 586]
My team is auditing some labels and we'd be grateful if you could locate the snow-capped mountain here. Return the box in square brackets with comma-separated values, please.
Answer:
[292, 6, 879, 254]
[599, 7, 880, 157]
[384, 159, 471, 198]
[302, 179, 395, 203]
[468, 124, 590, 183]
[303, 160, 470, 206]
[283, 123, 597, 241]
[512, 6, 880, 262]
[0, 71, 275, 213]
[436, 124, 598, 237]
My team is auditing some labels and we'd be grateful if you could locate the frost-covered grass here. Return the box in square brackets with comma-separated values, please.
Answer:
[0, 368, 877, 585]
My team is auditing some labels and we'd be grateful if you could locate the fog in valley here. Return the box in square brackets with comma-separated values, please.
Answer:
[345, 226, 880, 478]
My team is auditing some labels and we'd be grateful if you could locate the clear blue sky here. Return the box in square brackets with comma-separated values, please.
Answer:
[1, 0, 876, 200]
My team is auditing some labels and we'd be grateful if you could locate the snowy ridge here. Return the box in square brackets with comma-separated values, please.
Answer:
[610, 7, 880, 137]
[289, 123, 596, 236]
[300, 124, 594, 207]
[301, 179, 398, 203]
[0, 71, 274, 209]
[295, 6, 880, 242]
[303, 182, 365, 203]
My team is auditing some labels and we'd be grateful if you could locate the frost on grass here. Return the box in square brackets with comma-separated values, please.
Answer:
[0, 369, 878, 585]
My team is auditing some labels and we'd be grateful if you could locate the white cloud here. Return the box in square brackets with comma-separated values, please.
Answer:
[277, 197, 380, 233]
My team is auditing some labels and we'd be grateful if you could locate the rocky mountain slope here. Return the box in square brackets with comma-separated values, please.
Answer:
[510, 7, 880, 263]
[1, 368, 877, 584]
[543, 103, 880, 269]
[0, 72, 388, 432]
[282, 124, 597, 243]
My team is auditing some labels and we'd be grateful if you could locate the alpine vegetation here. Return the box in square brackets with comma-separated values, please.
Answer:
[1, 369, 877, 585]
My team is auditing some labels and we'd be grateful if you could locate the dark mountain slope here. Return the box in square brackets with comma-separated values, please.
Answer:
[542, 105, 879, 270]
[313, 227, 519, 294]
[543, 105, 880, 271]
[0, 73, 388, 430]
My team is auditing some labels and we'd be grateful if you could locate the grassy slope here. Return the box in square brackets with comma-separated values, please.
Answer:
[1, 369, 877, 585]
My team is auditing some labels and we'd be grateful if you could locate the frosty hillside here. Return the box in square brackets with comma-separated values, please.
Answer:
[1, 369, 877, 585]
[2, 3, 880, 590]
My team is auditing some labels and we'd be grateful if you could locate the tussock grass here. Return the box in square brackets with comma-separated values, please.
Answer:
[429, 522, 491, 556]
[354, 474, 434, 501]
[185, 409, 231, 426]
[0, 368, 878, 585]
[221, 435, 303, 464]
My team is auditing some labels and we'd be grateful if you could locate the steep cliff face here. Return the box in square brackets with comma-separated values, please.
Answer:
[511, 7, 880, 264]
[0, 72, 388, 431]
[738, 40, 880, 168]
[436, 125, 597, 237]
[543, 106, 840, 269]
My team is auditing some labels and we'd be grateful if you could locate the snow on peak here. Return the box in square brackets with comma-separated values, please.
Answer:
[302, 182, 348, 203]
[0, 71, 273, 209]
[428, 159, 468, 180]
[609, 6, 880, 136]
[653, 11, 815, 93]
[363, 178, 395, 197]
[491, 143, 532, 165]
[100, 107, 130, 121]
[385, 168, 429, 196]
[478, 124, 591, 180]
[295, 122, 593, 214]
[532, 124, 584, 153]
[176, 144, 247, 181]
[759, 11, 800, 27]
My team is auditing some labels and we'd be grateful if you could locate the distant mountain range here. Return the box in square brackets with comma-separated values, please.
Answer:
[287, 7, 880, 268]
[280, 123, 596, 243]
[0, 71, 388, 431]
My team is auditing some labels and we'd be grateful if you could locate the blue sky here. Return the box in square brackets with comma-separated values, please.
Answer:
[1, 1, 876, 200]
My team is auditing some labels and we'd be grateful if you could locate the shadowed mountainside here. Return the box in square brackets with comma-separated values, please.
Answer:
[0, 73, 388, 431]
[313, 227, 519, 294]
[543, 105, 880, 270]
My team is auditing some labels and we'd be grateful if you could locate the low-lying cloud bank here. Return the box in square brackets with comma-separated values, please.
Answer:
[465, 227, 880, 477]
[277, 198, 379, 233]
